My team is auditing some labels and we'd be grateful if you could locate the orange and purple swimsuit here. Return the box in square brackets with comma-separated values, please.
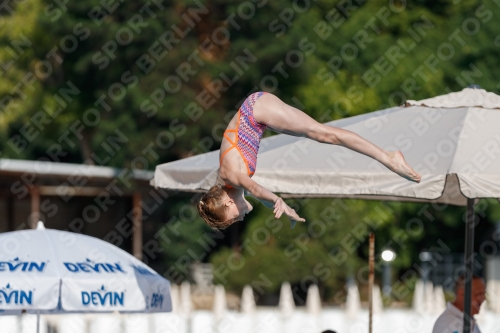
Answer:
[220, 92, 267, 181]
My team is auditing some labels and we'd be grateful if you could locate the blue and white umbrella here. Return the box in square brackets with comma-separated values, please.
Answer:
[0, 222, 172, 331]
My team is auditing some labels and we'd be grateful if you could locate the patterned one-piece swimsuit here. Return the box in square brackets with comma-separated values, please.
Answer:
[220, 92, 267, 185]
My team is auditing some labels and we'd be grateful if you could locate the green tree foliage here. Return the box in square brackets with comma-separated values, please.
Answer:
[1, 0, 500, 302]
[2, 0, 500, 163]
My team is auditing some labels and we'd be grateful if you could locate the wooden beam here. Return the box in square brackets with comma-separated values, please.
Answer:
[30, 187, 40, 229]
[132, 192, 143, 260]
[37, 186, 137, 197]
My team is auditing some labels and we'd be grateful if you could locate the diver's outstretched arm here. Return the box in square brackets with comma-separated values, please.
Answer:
[227, 172, 305, 222]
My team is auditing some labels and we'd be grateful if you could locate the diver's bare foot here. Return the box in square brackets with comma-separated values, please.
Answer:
[386, 151, 421, 183]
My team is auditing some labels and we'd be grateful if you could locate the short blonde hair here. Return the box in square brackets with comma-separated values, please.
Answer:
[197, 185, 236, 230]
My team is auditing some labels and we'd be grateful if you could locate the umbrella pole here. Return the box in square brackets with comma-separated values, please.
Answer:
[36, 310, 40, 333]
[463, 198, 475, 333]
[368, 233, 374, 333]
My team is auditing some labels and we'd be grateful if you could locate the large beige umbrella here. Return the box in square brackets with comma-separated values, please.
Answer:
[153, 87, 500, 333]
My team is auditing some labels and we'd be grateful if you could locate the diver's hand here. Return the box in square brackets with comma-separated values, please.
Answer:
[273, 197, 287, 219]
[274, 198, 305, 222]
[285, 206, 305, 223]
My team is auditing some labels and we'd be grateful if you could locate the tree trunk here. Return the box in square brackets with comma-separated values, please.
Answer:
[81, 130, 95, 165]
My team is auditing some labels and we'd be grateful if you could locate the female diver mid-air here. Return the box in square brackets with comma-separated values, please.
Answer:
[197, 92, 421, 230]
